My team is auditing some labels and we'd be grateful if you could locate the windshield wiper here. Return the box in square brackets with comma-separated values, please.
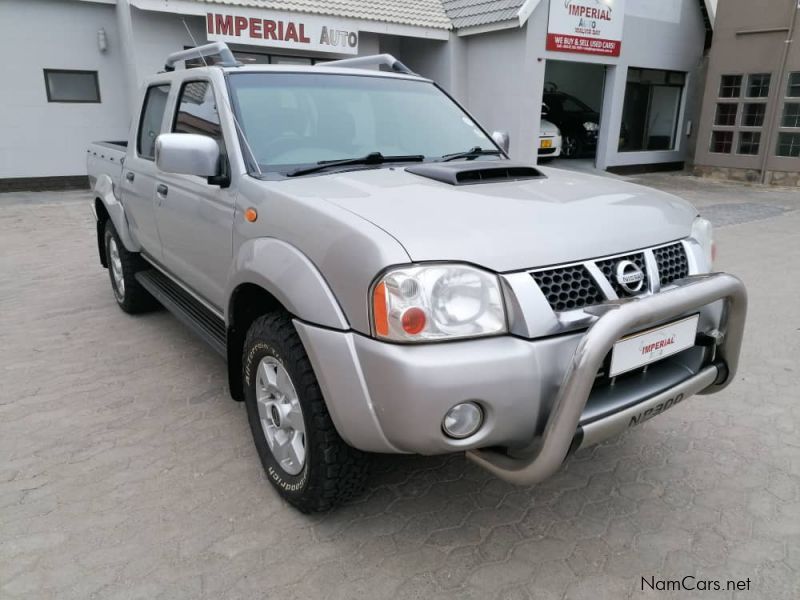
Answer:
[440, 147, 502, 162]
[287, 152, 424, 177]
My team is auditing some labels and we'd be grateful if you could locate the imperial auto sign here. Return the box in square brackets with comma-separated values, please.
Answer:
[206, 7, 359, 55]
[546, 0, 625, 57]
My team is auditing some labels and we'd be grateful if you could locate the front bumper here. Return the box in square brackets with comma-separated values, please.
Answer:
[295, 273, 746, 482]
[469, 273, 746, 485]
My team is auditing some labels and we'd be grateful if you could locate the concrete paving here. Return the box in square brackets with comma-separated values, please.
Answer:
[1, 172, 799, 599]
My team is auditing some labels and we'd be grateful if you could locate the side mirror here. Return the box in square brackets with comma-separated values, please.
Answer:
[491, 130, 510, 154]
[541, 103, 550, 116]
[155, 133, 221, 178]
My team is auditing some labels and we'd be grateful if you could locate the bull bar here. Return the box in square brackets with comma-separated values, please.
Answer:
[467, 273, 747, 486]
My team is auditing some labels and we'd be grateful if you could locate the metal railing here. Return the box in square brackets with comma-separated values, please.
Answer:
[164, 42, 239, 71]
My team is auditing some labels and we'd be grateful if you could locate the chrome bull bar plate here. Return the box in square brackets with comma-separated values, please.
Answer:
[609, 314, 699, 377]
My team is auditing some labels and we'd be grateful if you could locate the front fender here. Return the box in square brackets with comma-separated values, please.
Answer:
[93, 173, 140, 252]
[227, 238, 349, 330]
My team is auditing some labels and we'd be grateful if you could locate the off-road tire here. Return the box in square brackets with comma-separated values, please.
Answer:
[242, 312, 369, 512]
[103, 220, 158, 314]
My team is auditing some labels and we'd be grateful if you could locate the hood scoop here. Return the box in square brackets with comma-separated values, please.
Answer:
[405, 161, 545, 186]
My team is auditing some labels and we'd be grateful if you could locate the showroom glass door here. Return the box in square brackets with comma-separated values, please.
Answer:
[620, 68, 686, 152]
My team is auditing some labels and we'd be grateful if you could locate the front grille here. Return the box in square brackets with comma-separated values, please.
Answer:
[531, 242, 692, 313]
[595, 252, 648, 298]
[531, 264, 604, 312]
[653, 243, 689, 285]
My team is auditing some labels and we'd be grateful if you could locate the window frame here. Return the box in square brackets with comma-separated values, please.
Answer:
[709, 130, 734, 154]
[741, 103, 766, 128]
[745, 73, 771, 99]
[775, 132, 800, 158]
[171, 78, 230, 183]
[43, 69, 101, 103]
[786, 72, 800, 98]
[736, 131, 761, 156]
[714, 103, 738, 127]
[137, 83, 172, 161]
[781, 102, 800, 129]
[719, 74, 743, 99]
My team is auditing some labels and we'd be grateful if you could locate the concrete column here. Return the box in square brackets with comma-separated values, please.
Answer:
[595, 64, 624, 170]
[116, 0, 139, 118]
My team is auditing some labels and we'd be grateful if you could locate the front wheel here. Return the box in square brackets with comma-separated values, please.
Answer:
[562, 135, 583, 158]
[242, 312, 369, 512]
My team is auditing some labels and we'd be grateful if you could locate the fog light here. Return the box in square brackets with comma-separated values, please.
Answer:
[442, 402, 483, 439]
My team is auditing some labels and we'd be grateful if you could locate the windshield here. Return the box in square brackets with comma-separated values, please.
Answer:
[228, 73, 497, 174]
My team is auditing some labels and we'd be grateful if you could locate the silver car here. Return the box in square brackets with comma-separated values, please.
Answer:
[88, 43, 747, 512]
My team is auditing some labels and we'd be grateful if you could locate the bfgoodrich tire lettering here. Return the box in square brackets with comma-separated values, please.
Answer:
[242, 312, 369, 512]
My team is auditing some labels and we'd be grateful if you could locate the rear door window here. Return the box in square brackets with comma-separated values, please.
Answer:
[137, 85, 171, 160]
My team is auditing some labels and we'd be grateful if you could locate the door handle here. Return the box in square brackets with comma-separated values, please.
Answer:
[156, 184, 168, 197]
[125, 172, 135, 182]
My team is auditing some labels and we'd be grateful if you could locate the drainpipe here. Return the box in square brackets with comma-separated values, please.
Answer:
[116, 0, 139, 118]
[759, 0, 798, 184]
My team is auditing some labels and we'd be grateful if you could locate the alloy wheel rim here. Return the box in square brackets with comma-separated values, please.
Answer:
[564, 136, 577, 157]
[108, 238, 125, 299]
[255, 356, 306, 476]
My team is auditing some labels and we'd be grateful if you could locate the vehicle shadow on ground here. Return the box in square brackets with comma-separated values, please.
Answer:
[306, 432, 664, 552]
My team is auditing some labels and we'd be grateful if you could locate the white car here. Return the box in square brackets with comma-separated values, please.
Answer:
[538, 118, 562, 159]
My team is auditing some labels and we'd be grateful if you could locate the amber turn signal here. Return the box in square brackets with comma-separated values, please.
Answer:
[372, 282, 389, 336]
[244, 207, 258, 222]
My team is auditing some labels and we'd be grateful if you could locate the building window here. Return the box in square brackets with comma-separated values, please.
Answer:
[781, 103, 800, 128]
[137, 85, 171, 160]
[776, 132, 800, 157]
[746, 73, 771, 98]
[710, 130, 733, 153]
[719, 75, 742, 98]
[619, 68, 686, 152]
[43, 69, 100, 103]
[714, 103, 738, 126]
[787, 72, 800, 97]
[737, 131, 761, 155]
[742, 103, 766, 127]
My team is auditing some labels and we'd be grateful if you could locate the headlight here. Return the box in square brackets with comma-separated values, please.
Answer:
[691, 217, 715, 269]
[371, 264, 507, 342]
[583, 121, 599, 132]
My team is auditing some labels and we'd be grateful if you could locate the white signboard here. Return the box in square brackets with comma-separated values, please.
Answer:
[546, 0, 626, 57]
[206, 8, 359, 55]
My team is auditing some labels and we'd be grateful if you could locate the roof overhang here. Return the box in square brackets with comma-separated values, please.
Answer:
[129, 0, 450, 40]
[454, 0, 541, 37]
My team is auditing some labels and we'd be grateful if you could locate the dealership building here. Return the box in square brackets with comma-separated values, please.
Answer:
[693, 0, 800, 186]
[1, 0, 717, 189]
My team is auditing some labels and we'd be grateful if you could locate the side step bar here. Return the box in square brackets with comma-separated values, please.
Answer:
[135, 270, 227, 356]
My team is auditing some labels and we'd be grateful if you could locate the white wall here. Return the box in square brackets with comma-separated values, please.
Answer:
[0, 0, 129, 178]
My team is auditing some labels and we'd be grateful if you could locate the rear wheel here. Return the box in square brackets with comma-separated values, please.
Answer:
[103, 220, 157, 314]
[242, 312, 369, 512]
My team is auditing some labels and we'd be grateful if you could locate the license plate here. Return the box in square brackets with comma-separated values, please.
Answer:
[609, 315, 699, 377]
[540, 139, 553, 149]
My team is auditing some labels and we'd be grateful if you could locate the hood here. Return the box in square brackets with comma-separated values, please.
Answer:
[274, 164, 698, 272]
[540, 119, 560, 137]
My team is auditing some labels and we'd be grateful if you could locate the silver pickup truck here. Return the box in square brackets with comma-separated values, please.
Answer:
[88, 42, 747, 513]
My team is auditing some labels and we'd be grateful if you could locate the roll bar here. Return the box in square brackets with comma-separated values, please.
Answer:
[320, 54, 415, 75]
[164, 42, 240, 71]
